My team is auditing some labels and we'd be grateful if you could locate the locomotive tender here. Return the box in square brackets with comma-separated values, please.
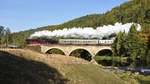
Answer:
[26, 39, 114, 45]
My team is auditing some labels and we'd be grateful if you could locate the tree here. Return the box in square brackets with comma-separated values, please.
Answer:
[0, 27, 12, 47]
[5, 28, 11, 47]
[112, 31, 127, 67]
[124, 24, 140, 67]
[0, 26, 5, 45]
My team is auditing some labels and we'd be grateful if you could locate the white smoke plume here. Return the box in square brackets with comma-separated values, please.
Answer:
[30, 22, 141, 39]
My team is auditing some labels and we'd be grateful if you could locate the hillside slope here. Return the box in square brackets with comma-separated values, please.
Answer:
[0, 49, 126, 84]
[10, 0, 150, 45]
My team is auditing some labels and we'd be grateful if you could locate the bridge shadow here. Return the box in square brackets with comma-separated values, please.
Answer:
[0, 50, 69, 84]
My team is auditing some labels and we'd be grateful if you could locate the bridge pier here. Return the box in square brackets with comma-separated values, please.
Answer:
[65, 52, 70, 56]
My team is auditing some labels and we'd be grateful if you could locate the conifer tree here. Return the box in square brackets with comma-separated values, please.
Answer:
[124, 24, 139, 67]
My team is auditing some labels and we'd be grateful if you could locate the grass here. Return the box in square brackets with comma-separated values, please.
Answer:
[0, 50, 68, 84]
[94, 56, 113, 61]
[94, 56, 126, 61]
[137, 76, 150, 84]
[0, 49, 127, 84]
[62, 64, 125, 84]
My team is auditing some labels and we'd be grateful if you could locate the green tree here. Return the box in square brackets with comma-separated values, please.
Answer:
[112, 31, 127, 66]
[124, 24, 140, 67]
[0, 26, 5, 45]
[0, 27, 12, 47]
[5, 28, 11, 47]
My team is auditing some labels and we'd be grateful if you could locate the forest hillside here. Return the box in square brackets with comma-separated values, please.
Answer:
[1, 0, 150, 46]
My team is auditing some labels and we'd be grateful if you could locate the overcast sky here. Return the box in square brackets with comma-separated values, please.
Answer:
[0, 0, 131, 32]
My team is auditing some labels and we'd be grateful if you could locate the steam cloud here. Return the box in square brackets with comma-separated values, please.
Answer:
[30, 22, 141, 39]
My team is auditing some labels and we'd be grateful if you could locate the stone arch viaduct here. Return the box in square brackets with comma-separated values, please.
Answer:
[40, 45, 112, 61]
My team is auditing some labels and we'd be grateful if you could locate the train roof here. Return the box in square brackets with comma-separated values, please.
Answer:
[59, 38, 98, 40]
[59, 39, 98, 40]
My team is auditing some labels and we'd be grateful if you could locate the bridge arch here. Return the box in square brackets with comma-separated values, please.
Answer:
[94, 47, 112, 57]
[69, 48, 92, 61]
[95, 49, 112, 56]
[94, 49, 113, 66]
[67, 46, 95, 57]
[45, 47, 66, 55]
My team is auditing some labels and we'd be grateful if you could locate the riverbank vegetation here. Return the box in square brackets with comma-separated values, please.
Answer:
[112, 24, 150, 68]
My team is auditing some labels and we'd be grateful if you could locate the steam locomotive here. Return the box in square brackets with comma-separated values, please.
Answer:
[26, 39, 114, 46]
